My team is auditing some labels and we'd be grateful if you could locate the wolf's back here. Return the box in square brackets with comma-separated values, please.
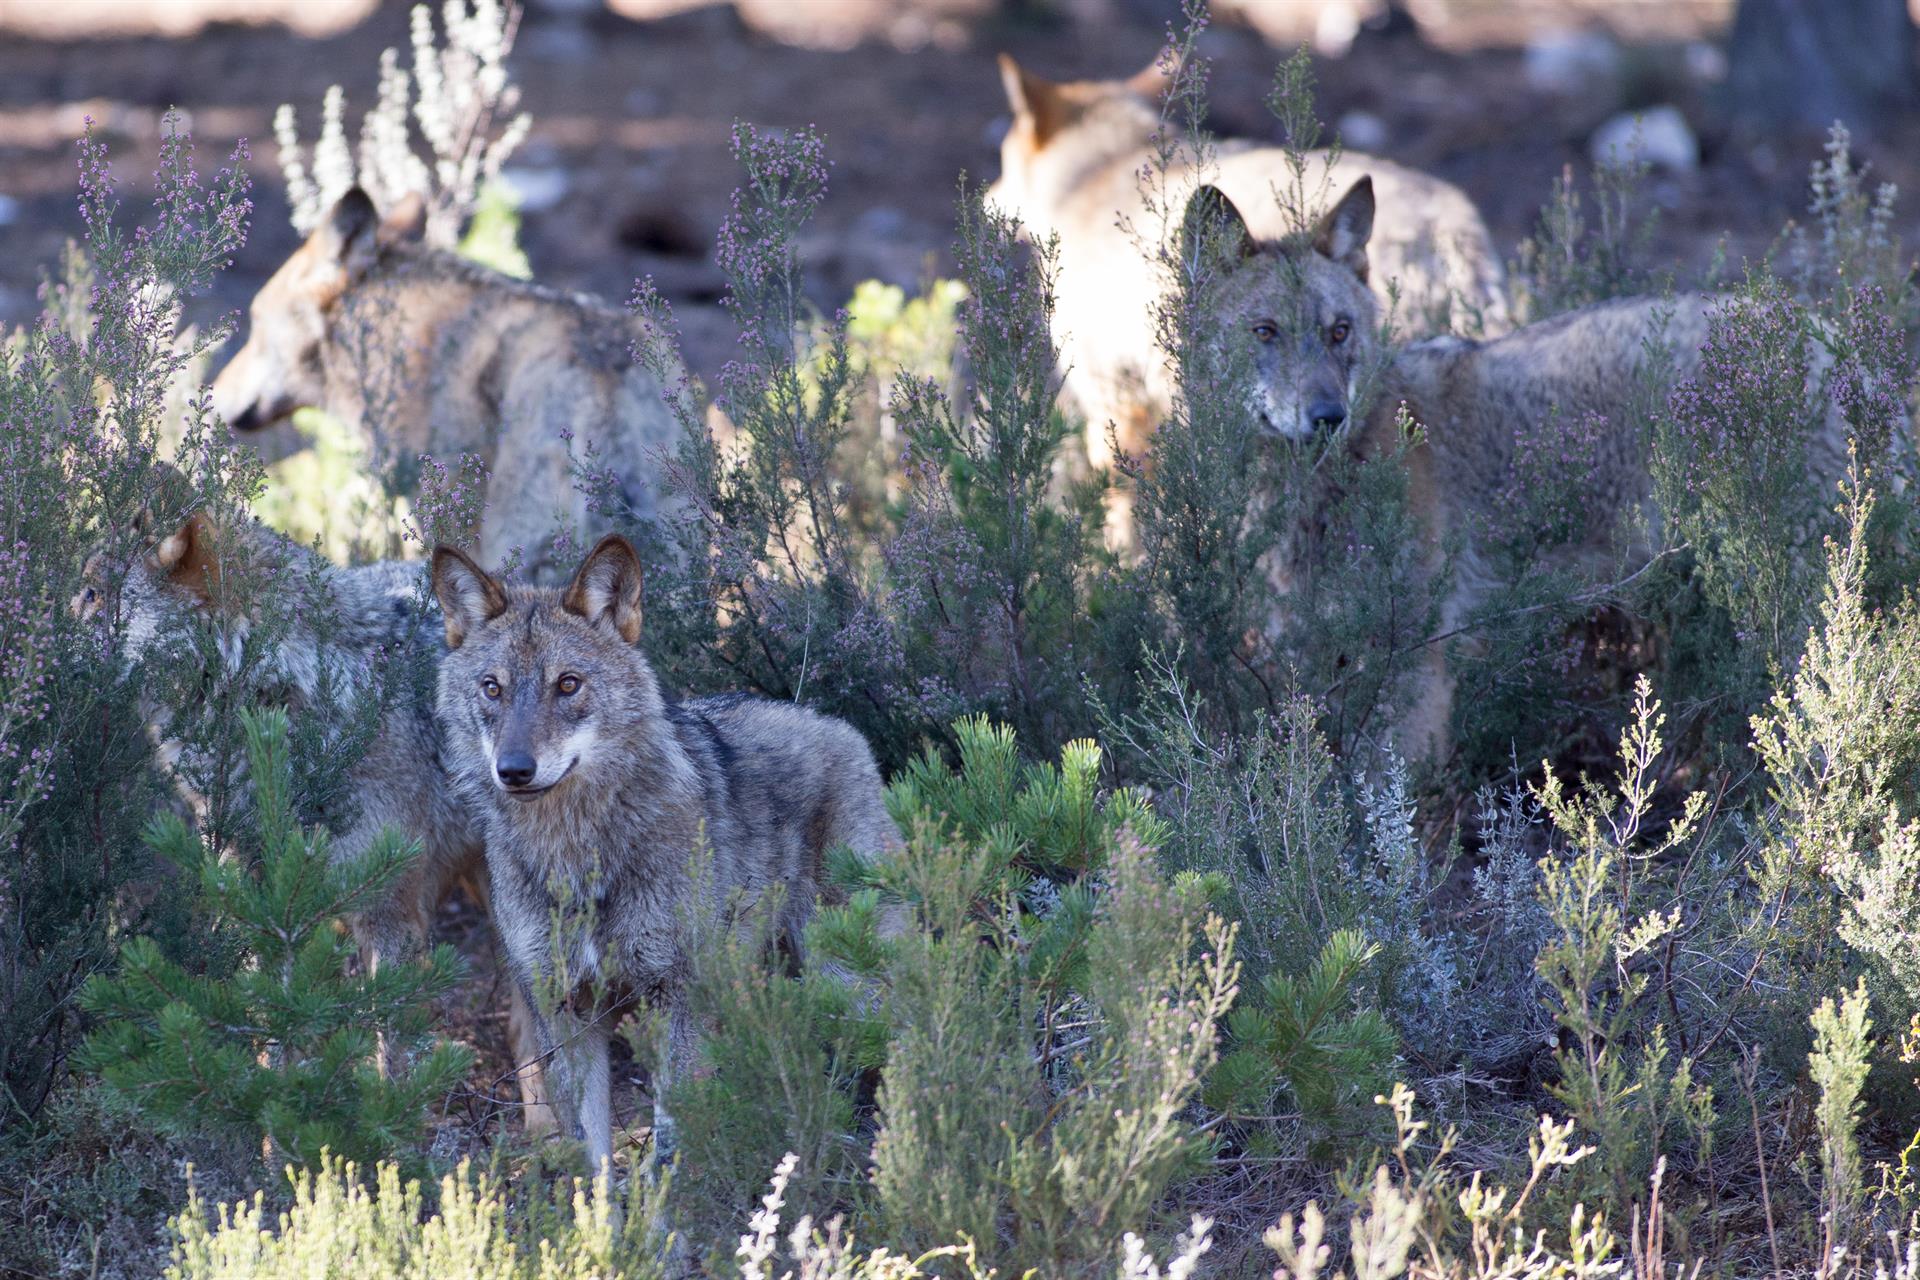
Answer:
[670, 693, 897, 888]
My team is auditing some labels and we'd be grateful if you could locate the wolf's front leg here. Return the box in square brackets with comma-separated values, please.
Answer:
[540, 1006, 614, 1179]
[352, 908, 428, 1079]
[649, 995, 697, 1168]
[507, 982, 556, 1135]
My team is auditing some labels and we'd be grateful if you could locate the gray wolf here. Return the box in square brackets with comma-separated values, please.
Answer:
[986, 53, 1512, 505]
[430, 533, 900, 1174]
[209, 188, 683, 579]
[1187, 178, 1852, 761]
[75, 495, 551, 1129]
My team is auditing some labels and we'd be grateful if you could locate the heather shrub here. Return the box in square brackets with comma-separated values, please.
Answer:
[166, 1151, 671, 1280]
[1649, 151, 1917, 728]
[620, 123, 1102, 770]
[881, 194, 1105, 756]
[621, 120, 915, 754]
[1780, 123, 1918, 332]
[0, 118, 253, 1140]
[1513, 152, 1664, 323]
[1652, 274, 1841, 664]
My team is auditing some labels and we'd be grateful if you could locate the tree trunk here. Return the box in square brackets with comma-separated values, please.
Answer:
[1724, 0, 1917, 140]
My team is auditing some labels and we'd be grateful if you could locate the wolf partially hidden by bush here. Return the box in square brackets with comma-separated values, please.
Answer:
[1180, 176, 1860, 758]
[74, 491, 554, 1131]
[210, 189, 683, 579]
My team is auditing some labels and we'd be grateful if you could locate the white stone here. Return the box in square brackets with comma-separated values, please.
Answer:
[500, 167, 571, 213]
[1590, 106, 1699, 175]
[1524, 28, 1621, 95]
[1337, 110, 1388, 153]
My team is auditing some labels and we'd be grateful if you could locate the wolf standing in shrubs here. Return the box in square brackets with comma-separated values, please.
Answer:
[430, 533, 901, 1174]
[74, 488, 556, 1131]
[1179, 175, 1859, 758]
[986, 50, 1510, 541]
[210, 187, 684, 579]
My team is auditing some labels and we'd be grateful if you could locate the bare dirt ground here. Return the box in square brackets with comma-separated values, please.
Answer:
[5, 0, 1920, 393]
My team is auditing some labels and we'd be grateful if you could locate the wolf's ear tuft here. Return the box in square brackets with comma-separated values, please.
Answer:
[432, 546, 508, 649]
[1312, 176, 1374, 281]
[319, 187, 382, 280]
[152, 511, 222, 604]
[998, 53, 1071, 147]
[562, 535, 644, 645]
[380, 191, 427, 246]
[1180, 185, 1257, 268]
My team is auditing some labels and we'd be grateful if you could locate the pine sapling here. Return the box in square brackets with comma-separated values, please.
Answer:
[77, 707, 471, 1172]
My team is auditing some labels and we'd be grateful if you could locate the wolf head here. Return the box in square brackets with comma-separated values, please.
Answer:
[72, 477, 229, 663]
[433, 535, 661, 802]
[210, 188, 425, 434]
[986, 52, 1169, 227]
[1181, 177, 1380, 443]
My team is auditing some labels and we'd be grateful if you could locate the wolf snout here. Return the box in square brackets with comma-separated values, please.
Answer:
[496, 751, 538, 788]
[1308, 400, 1348, 431]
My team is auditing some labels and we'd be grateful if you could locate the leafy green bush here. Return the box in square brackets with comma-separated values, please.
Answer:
[78, 709, 471, 1173]
[660, 719, 1235, 1277]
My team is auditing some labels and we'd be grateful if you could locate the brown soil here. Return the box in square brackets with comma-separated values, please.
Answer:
[5, 0, 1918, 391]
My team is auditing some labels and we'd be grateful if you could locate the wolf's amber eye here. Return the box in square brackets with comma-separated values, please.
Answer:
[556, 674, 581, 696]
[1251, 321, 1278, 344]
[1329, 321, 1351, 345]
[481, 677, 502, 700]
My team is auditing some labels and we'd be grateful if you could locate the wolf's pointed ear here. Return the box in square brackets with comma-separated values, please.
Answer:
[318, 187, 382, 281]
[562, 535, 644, 645]
[151, 511, 223, 604]
[380, 191, 427, 247]
[1312, 176, 1374, 282]
[1181, 185, 1257, 266]
[999, 53, 1071, 146]
[432, 546, 508, 649]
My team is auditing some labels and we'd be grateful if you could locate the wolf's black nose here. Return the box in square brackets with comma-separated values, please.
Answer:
[1309, 401, 1347, 430]
[496, 752, 537, 787]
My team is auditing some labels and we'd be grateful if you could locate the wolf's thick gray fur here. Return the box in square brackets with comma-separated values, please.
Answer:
[431, 534, 900, 1174]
